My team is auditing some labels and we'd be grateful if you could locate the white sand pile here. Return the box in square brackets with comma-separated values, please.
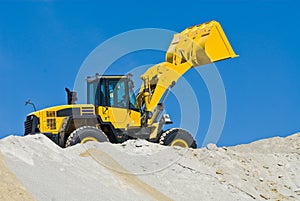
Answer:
[0, 133, 299, 201]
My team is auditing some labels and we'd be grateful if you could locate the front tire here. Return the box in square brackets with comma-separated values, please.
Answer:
[65, 126, 109, 147]
[159, 128, 197, 148]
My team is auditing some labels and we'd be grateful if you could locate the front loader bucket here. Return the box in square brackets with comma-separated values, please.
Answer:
[166, 20, 238, 67]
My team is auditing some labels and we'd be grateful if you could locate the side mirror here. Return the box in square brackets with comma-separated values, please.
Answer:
[25, 99, 37, 111]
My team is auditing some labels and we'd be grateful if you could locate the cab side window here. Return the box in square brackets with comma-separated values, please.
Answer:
[99, 81, 107, 106]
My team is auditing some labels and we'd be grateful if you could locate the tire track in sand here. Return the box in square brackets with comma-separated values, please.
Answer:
[80, 148, 173, 201]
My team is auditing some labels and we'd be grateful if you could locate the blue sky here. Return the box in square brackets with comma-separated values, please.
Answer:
[0, 1, 299, 147]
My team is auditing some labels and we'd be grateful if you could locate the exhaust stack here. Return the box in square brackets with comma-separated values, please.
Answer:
[65, 88, 78, 105]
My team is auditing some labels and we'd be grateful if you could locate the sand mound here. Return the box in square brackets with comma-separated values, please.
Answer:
[0, 133, 299, 201]
[0, 151, 35, 201]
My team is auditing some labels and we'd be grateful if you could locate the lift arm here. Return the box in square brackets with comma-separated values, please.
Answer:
[136, 20, 237, 123]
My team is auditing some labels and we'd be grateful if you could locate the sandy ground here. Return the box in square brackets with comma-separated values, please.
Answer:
[0, 151, 35, 201]
[0, 133, 299, 201]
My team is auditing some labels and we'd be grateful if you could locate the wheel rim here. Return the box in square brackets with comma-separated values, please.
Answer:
[170, 138, 189, 148]
[80, 137, 98, 144]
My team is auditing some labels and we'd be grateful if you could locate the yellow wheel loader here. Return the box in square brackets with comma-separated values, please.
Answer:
[24, 20, 237, 148]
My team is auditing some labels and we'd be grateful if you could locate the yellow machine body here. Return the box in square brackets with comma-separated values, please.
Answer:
[97, 106, 141, 128]
[24, 20, 237, 147]
[26, 104, 96, 135]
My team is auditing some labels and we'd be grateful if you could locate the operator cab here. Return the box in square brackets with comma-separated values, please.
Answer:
[87, 74, 138, 110]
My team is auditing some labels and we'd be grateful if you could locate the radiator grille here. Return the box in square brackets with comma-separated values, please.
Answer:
[24, 115, 39, 135]
[24, 115, 33, 135]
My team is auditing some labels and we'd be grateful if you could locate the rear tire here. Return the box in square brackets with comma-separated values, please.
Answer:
[159, 128, 197, 148]
[65, 126, 109, 147]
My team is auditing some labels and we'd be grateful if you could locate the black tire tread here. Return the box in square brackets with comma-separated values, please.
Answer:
[65, 126, 108, 147]
[159, 128, 197, 148]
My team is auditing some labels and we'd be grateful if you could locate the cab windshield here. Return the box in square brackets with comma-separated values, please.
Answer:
[87, 77, 138, 110]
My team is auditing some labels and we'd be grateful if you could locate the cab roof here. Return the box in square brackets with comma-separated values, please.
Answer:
[86, 74, 130, 82]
